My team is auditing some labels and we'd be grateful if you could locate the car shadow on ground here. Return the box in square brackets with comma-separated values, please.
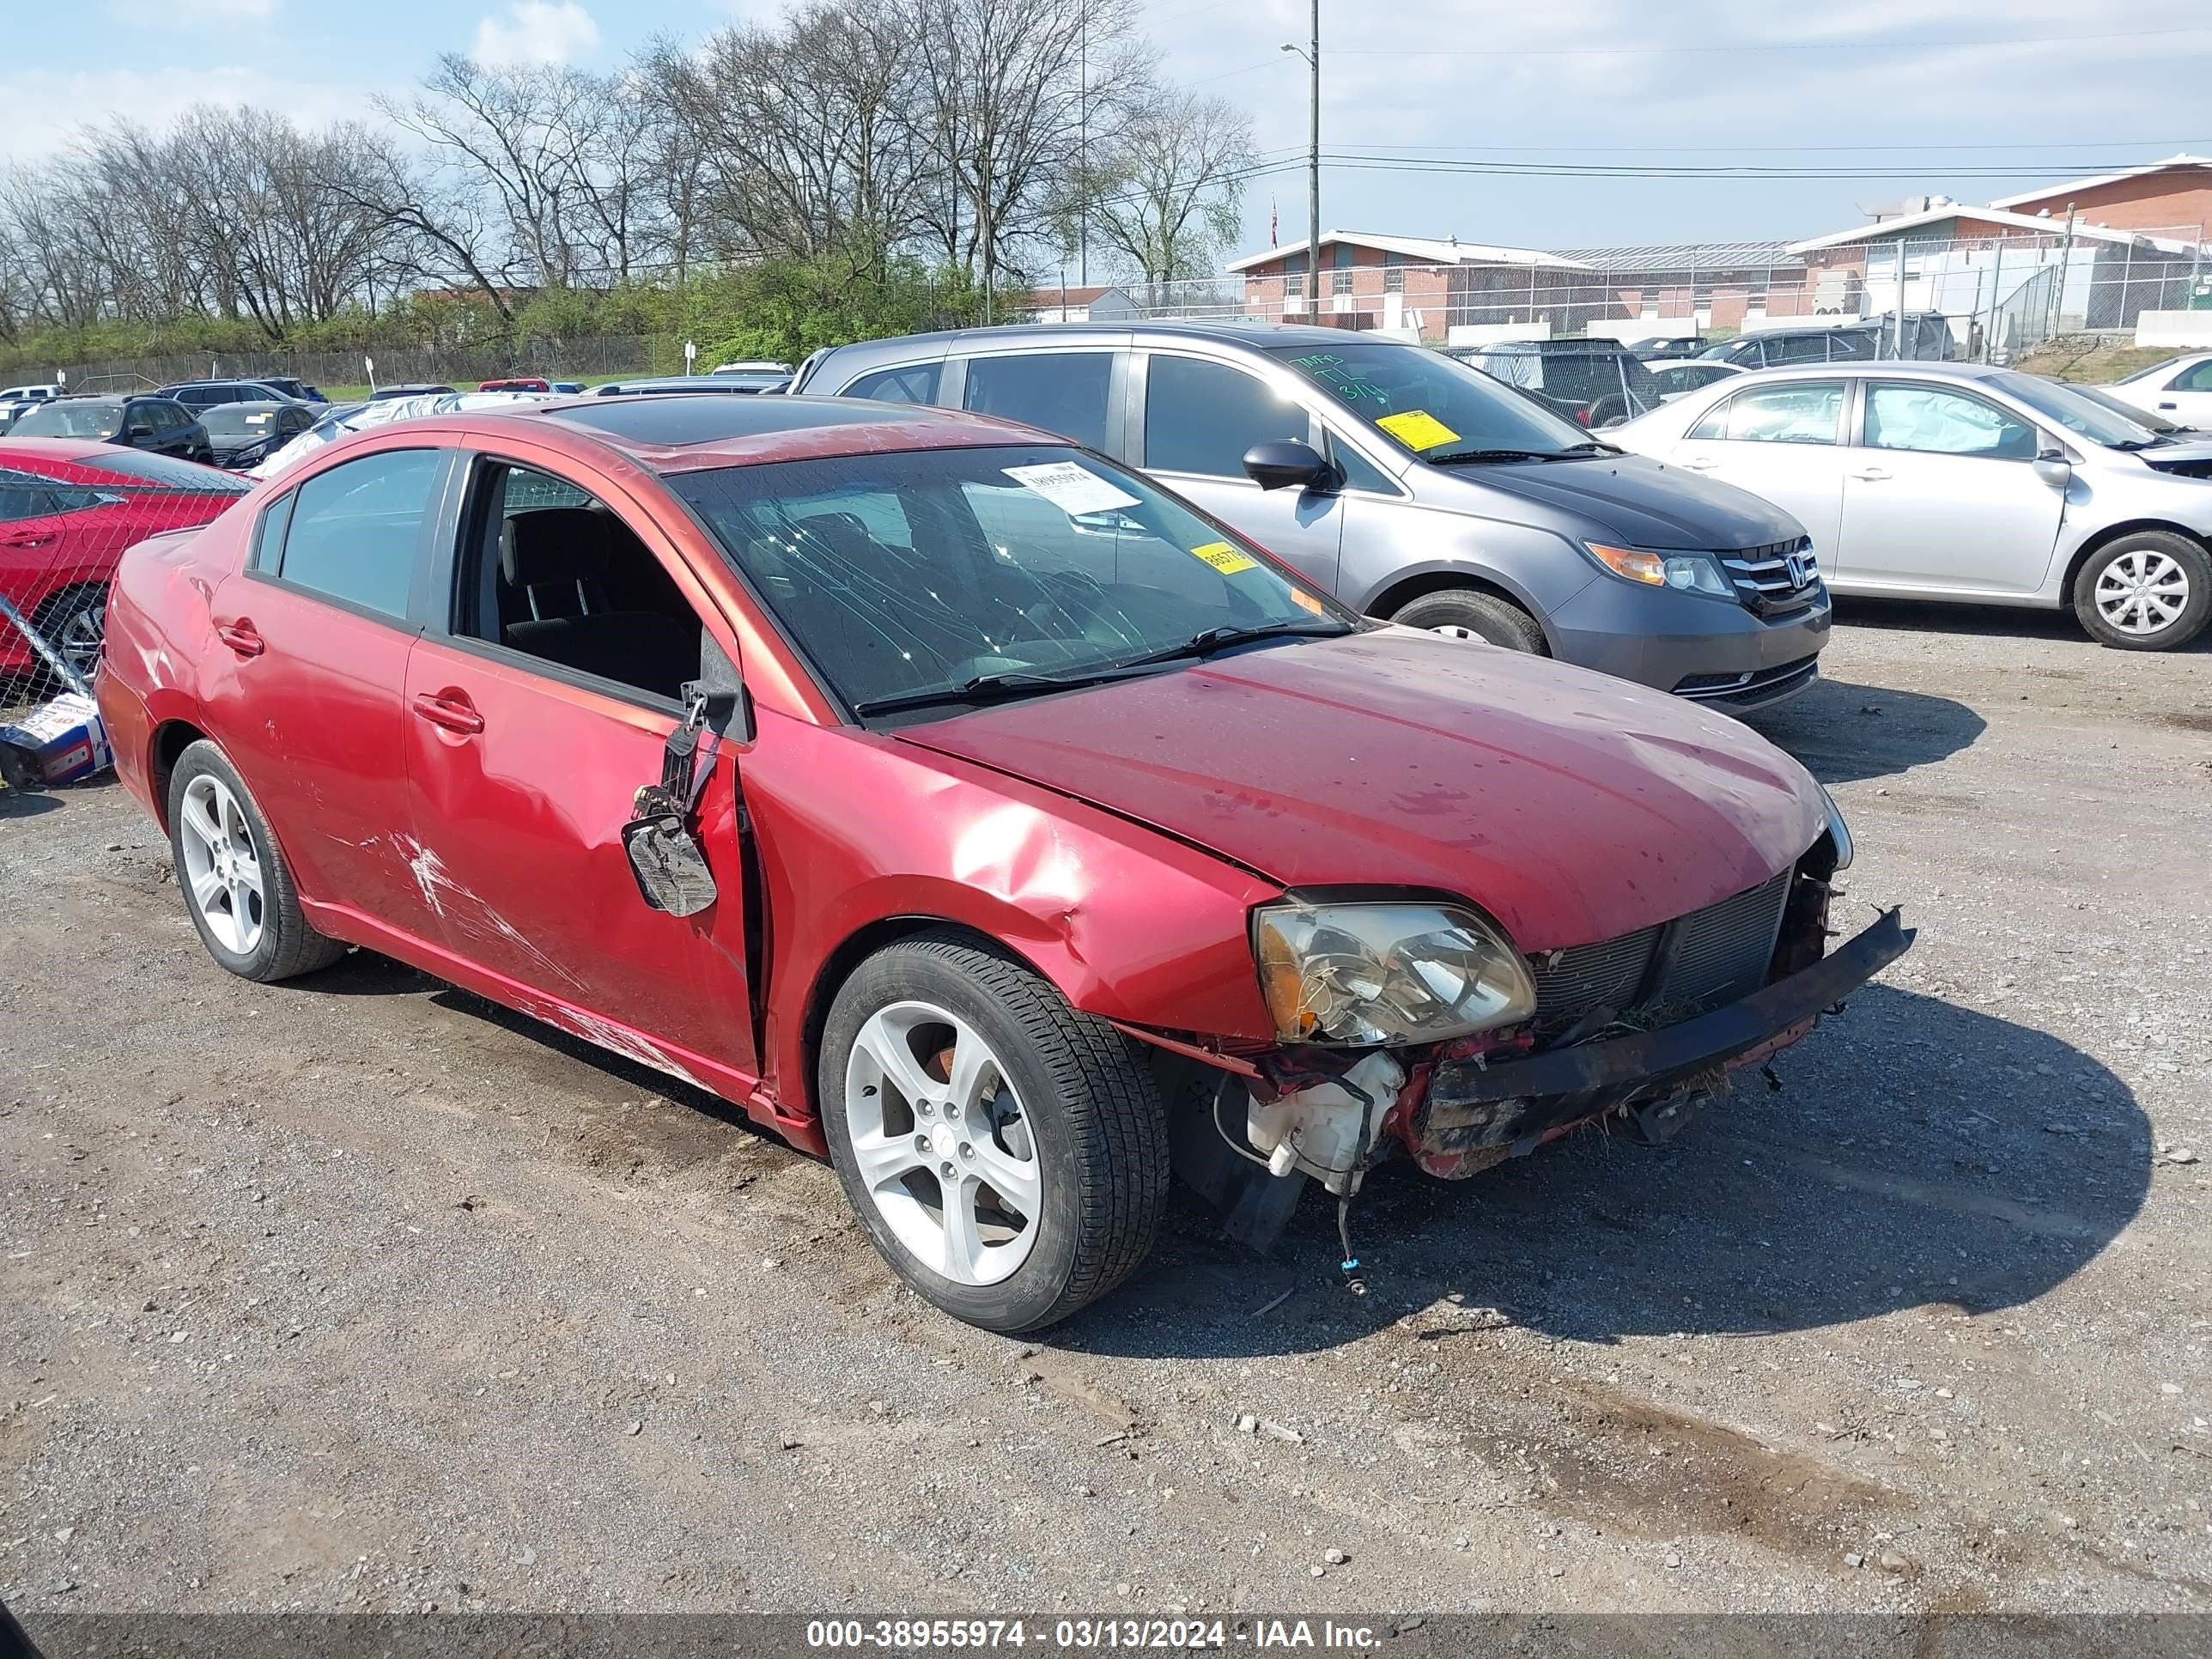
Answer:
[1054, 985, 2150, 1362]
[1834, 595, 2212, 654]
[1742, 674, 1986, 786]
[0, 785, 62, 818]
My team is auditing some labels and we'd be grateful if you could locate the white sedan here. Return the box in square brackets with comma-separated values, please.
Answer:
[2101, 352, 2212, 428]
[1609, 361, 2212, 650]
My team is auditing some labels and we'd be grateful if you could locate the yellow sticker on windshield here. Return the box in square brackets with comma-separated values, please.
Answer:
[1288, 586, 1328, 616]
[1376, 410, 1461, 451]
[1191, 541, 1258, 575]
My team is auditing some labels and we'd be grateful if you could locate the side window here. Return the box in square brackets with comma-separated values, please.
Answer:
[1144, 355, 1312, 479]
[276, 448, 446, 620]
[0, 481, 54, 522]
[458, 460, 703, 703]
[249, 493, 294, 573]
[844, 362, 942, 404]
[1863, 384, 2037, 460]
[2175, 360, 2212, 392]
[1687, 382, 1844, 444]
[1326, 431, 1398, 494]
[962, 352, 1114, 452]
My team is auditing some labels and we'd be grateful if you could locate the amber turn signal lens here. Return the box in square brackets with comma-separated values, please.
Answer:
[1586, 542, 1668, 586]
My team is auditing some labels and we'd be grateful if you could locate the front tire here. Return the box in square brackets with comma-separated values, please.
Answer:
[1392, 587, 1550, 653]
[167, 740, 347, 981]
[819, 933, 1169, 1333]
[2072, 532, 2209, 651]
[33, 584, 107, 682]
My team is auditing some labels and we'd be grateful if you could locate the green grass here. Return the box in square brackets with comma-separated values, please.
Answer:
[317, 372, 629, 403]
[2013, 343, 2179, 383]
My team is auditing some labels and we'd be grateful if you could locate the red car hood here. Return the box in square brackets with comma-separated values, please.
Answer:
[894, 629, 1827, 951]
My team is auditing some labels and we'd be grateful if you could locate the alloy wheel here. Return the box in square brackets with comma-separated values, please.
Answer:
[55, 602, 104, 679]
[842, 1000, 1042, 1286]
[177, 773, 265, 955]
[2094, 549, 2190, 637]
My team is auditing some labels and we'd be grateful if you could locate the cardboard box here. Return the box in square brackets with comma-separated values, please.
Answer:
[0, 691, 112, 786]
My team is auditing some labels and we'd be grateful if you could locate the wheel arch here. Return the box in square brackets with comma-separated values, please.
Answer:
[796, 914, 1062, 1130]
[1364, 566, 1556, 647]
[2059, 519, 2212, 607]
[148, 717, 212, 832]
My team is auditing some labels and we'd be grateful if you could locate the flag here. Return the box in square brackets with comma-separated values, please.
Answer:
[1270, 198, 1278, 248]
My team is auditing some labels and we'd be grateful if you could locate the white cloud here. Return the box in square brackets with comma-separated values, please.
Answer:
[0, 65, 373, 159]
[471, 0, 600, 68]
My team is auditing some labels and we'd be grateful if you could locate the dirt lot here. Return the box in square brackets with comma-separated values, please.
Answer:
[3, 603, 2209, 1619]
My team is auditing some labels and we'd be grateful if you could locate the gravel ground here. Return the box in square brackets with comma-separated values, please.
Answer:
[2, 602, 2209, 1619]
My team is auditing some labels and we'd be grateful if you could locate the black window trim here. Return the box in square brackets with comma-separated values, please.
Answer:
[240, 445, 460, 634]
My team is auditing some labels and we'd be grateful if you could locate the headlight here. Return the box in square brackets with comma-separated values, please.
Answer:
[1819, 785, 1854, 872]
[1586, 542, 1734, 599]
[1253, 901, 1538, 1045]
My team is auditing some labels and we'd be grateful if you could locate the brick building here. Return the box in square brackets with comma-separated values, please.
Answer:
[1224, 232, 1591, 342]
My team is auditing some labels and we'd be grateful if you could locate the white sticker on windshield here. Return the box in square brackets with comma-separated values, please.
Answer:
[1002, 461, 1142, 516]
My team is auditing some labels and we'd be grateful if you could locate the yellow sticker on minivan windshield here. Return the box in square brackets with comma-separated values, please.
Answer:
[1376, 410, 1461, 451]
[1191, 541, 1258, 575]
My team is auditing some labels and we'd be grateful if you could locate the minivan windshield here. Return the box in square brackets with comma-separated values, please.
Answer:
[671, 443, 1355, 717]
[1990, 372, 2164, 447]
[1262, 342, 1593, 462]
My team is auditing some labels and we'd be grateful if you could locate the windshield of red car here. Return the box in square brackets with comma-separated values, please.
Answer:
[669, 444, 1352, 714]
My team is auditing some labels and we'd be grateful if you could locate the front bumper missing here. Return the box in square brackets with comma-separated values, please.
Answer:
[1411, 908, 1912, 1159]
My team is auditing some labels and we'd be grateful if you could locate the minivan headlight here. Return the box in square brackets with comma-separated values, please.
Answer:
[1253, 901, 1538, 1045]
[1587, 542, 1734, 599]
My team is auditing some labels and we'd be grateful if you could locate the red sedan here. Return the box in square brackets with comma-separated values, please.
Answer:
[478, 377, 551, 393]
[96, 397, 1909, 1331]
[1, 439, 249, 681]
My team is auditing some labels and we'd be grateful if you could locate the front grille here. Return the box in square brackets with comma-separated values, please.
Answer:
[1532, 870, 1793, 1023]
[1722, 537, 1821, 615]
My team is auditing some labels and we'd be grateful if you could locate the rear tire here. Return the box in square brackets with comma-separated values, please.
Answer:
[167, 739, 347, 982]
[2071, 532, 2209, 651]
[819, 933, 1169, 1333]
[1392, 587, 1550, 653]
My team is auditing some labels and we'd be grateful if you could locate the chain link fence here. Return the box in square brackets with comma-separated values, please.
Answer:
[1130, 228, 2212, 361]
[1, 454, 249, 797]
[36, 334, 660, 398]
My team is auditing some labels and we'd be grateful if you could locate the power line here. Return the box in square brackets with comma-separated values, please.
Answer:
[1328, 24, 2212, 58]
[1308, 151, 2212, 182]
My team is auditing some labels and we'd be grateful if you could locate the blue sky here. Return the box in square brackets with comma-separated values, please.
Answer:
[10, 0, 2212, 258]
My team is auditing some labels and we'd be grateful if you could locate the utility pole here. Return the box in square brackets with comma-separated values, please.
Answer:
[1282, 5, 1321, 319]
[1079, 15, 1088, 287]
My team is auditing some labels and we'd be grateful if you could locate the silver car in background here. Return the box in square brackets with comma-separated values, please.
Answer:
[1611, 361, 2212, 651]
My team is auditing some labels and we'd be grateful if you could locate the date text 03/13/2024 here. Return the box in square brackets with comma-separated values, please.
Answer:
[804, 1619, 1383, 1650]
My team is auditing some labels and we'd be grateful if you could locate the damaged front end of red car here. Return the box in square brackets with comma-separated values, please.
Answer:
[1157, 830, 1911, 1255]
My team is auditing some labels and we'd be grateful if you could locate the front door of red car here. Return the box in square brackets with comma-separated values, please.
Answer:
[399, 454, 755, 1085]
[203, 445, 459, 945]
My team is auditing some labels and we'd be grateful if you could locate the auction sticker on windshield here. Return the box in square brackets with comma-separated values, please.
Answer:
[1190, 540, 1258, 575]
[1003, 461, 1142, 515]
[1376, 410, 1460, 451]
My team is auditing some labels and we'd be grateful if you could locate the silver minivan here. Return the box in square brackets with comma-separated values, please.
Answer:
[793, 323, 1832, 711]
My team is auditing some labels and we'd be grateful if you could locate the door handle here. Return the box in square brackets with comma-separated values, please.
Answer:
[411, 691, 485, 735]
[1676, 455, 1718, 470]
[1850, 467, 1892, 482]
[216, 621, 264, 658]
[2158, 402, 2179, 411]
[1, 530, 55, 548]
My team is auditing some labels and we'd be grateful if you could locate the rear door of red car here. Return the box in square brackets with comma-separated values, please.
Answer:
[203, 444, 462, 944]
[398, 447, 756, 1084]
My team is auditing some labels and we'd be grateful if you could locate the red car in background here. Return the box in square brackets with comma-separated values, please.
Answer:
[478, 377, 551, 393]
[94, 397, 1907, 1332]
[0, 439, 248, 680]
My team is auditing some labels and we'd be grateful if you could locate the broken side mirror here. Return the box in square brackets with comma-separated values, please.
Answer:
[679, 631, 754, 745]
[1243, 439, 1334, 493]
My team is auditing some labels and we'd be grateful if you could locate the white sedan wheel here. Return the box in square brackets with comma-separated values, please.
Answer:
[842, 1000, 1043, 1287]
[2093, 548, 2190, 637]
[177, 773, 265, 955]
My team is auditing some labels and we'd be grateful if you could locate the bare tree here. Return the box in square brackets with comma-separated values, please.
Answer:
[1087, 90, 1255, 293]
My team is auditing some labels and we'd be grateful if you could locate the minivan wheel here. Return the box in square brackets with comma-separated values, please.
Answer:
[1392, 588, 1549, 653]
[819, 933, 1170, 1333]
[167, 740, 348, 981]
[2072, 532, 2210, 651]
